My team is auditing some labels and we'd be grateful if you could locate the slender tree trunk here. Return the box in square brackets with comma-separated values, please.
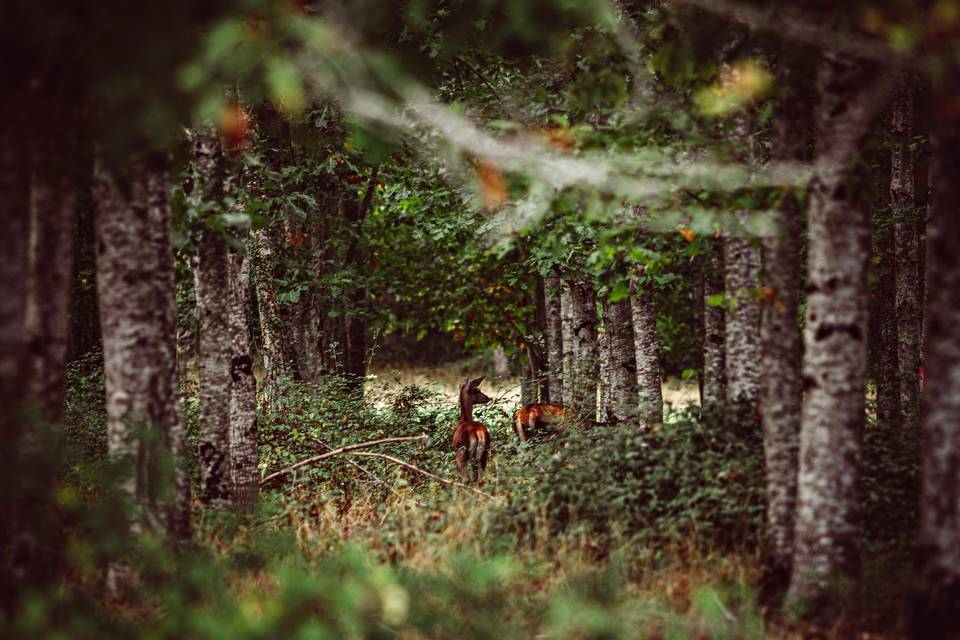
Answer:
[702, 240, 726, 418]
[914, 114, 960, 638]
[630, 274, 662, 425]
[192, 128, 232, 508]
[95, 152, 190, 592]
[560, 279, 576, 408]
[533, 274, 549, 402]
[228, 249, 258, 513]
[599, 306, 612, 420]
[604, 294, 639, 422]
[24, 131, 79, 422]
[724, 230, 762, 411]
[874, 209, 900, 431]
[544, 273, 564, 404]
[569, 275, 599, 421]
[787, 52, 877, 614]
[890, 75, 921, 437]
[758, 56, 810, 597]
[0, 128, 30, 610]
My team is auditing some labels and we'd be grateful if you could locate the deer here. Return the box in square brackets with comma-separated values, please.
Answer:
[512, 402, 571, 443]
[452, 376, 491, 484]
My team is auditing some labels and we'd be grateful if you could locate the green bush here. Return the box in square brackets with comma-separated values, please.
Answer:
[495, 413, 766, 554]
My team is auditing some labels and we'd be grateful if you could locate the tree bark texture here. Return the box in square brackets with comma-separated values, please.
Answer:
[533, 274, 549, 402]
[604, 296, 638, 422]
[24, 131, 79, 423]
[873, 210, 900, 431]
[630, 275, 662, 425]
[759, 56, 810, 594]
[228, 249, 259, 513]
[95, 153, 191, 591]
[702, 240, 726, 418]
[599, 306, 612, 420]
[192, 128, 233, 507]
[544, 273, 564, 405]
[560, 279, 576, 409]
[569, 275, 599, 421]
[890, 76, 921, 437]
[723, 230, 762, 410]
[787, 52, 877, 613]
[915, 116, 960, 636]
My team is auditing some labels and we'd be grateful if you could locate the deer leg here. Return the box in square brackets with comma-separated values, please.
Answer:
[456, 446, 469, 483]
[477, 441, 489, 485]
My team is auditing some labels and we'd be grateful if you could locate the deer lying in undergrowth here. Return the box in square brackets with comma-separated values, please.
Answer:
[513, 402, 570, 442]
[452, 376, 490, 484]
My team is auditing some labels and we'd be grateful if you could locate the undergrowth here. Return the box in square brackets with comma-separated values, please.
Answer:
[5, 360, 923, 639]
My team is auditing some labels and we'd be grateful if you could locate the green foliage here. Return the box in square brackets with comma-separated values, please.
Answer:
[495, 411, 766, 555]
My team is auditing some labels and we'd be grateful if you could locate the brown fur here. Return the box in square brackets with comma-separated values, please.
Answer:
[513, 402, 569, 442]
[453, 377, 490, 484]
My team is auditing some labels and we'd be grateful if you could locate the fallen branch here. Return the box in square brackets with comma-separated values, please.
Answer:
[260, 434, 428, 486]
[314, 435, 421, 506]
[348, 451, 502, 502]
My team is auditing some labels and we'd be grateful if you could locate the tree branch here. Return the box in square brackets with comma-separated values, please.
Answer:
[348, 450, 502, 502]
[260, 434, 428, 485]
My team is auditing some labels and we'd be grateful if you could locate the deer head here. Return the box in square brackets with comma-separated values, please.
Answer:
[458, 376, 489, 421]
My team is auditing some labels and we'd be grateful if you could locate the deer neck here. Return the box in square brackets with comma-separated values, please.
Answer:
[459, 389, 473, 422]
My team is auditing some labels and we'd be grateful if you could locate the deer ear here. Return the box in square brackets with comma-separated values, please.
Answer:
[469, 376, 485, 389]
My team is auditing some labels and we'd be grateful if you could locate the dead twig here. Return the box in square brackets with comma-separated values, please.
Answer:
[260, 434, 428, 486]
[348, 451, 502, 502]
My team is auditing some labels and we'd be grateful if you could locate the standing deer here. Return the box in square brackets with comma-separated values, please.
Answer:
[513, 402, 569, 442]
[452, 376, 490, 484]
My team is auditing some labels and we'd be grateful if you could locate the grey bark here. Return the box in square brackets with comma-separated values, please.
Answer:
[192, 128, 233, 507]
[890, 75, 921, 437]
[759, 56, 810, 594]
[544, 273, 564, 404]
[724, 227, 762, 410]
[228, 249, 258, 513]
[95, 152, 190, 592]
[560, 279, 576, 408]
[915, 116, 960, 636]
[24, 133, 78, 423]
[533, 274, 549, 402]
[702, 240, 726, 418]
[630, 276, 662, 425]
[787, 52, 878, 613]
[569, 275, 599, 421]
[599, 306, 611, 419]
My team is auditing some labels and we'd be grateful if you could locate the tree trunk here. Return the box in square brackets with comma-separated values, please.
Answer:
[702, 240, 726, 418]
[758, 56, 810, 597]
[786, 52, 877, 615]
[599, 306, 612, 420]
[723, 230, 762, 411]
[95, 152, 190, 592]
[228, 249, 258, 513]
[890, 75, 921, 437]
[23, 131, 78, 423]
[874, 209, 900, 431]
[569, 275, 599, 421]
[544, 273, 564, 404]
[560, 279, 576, 409]
[192, 128, 233, 508]
[605, 294, 640, 422]
[0, 128, 30, 609]
[253, 226, 291, 395]
[533, 274, 549, 402]
[914, 114, 960, 637]
[630, 275, 662, 425]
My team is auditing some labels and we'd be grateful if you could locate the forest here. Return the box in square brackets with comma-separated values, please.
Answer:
[3, 0, 959, 638]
